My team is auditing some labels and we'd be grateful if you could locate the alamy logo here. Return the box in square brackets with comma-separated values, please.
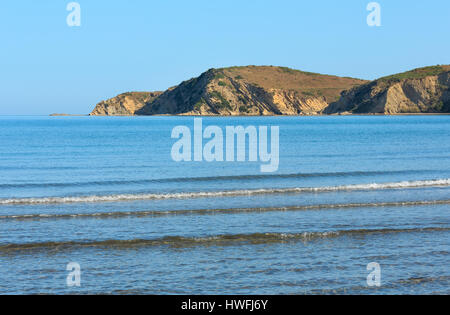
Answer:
[66, 262, 81, 287]
[66, 2, 81, 27]
[171, 118, 279, 173]
[366, 262, 381, 287]
[367, 2, 381, 27]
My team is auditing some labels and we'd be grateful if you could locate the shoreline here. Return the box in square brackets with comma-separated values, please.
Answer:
[2, 113, 449, 117]
[51, 113, 450, 117]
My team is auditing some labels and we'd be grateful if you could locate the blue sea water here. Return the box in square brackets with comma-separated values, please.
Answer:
[0, 115, 449, 294]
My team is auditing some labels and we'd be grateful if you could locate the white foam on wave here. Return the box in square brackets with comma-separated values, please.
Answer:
[1, 178, 449, 205]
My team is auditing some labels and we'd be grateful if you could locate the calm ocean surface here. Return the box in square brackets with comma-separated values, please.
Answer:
[0, 116, 449, 294]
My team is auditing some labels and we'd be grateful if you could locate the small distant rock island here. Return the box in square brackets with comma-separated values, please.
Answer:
[89, 65, 450, 116]
[49, 113, 84, 117]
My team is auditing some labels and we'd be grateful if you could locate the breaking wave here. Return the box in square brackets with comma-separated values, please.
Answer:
[1, 200, 449, 221]
[1, 178, 449, 205]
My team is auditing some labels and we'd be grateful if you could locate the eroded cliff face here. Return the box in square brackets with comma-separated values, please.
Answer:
[325, 67, 450, 114]
[135, 66, 365, 116]
[90, 92, 162, 116]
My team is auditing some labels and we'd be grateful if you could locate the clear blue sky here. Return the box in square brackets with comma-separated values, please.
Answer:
[1, 0, 449, 115]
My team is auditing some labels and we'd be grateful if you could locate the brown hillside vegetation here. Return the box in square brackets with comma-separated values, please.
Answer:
[222, 66, 366, 101]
